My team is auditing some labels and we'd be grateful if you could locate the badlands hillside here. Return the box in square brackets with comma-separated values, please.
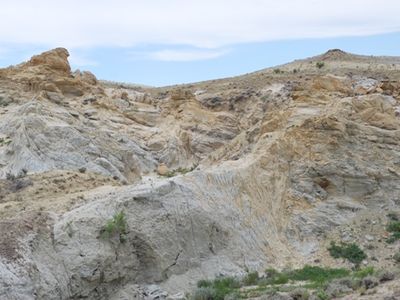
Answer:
[1, 48, 400, 299]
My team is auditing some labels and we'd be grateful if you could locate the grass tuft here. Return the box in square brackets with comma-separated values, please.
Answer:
[101, 211, 127, 243]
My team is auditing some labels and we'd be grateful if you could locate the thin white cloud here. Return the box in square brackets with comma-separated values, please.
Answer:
[142, 49, 229, 61]
[0, 0, 399, 49]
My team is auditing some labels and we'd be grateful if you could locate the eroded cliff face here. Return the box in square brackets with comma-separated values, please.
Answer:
[0, 48, 400, 299]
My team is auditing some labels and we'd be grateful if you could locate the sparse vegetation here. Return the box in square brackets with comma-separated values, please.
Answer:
[287, 265, 350, 285]
[101, 211, 127, 243]
[0, 96, 11, 107]
[289, 288, 310, 300]
[4, 168, 32, 192]
[316, 61, 325, 69]
[192, 287, 216, 300]
[196, 276, 241, 300]
[273, 68, 283, 74]
[353, 266, 374, 279]
[0, 136, 11, 146]
[328, 241, 366, 267]
[386, 221, 400, 243]
[161, 165, 197, 178]
[243, 271, 259, 286]
[393, 251, 400, 263]
[65, 221, 74, 238]
[192, 265, 381, 299]
[387, 212, 400, 221]
[316, 289, 329, 300]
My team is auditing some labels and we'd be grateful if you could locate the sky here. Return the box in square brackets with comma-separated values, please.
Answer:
[0, 0, 399, 86]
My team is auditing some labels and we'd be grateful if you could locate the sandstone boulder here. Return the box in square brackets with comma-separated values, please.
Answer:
[27, 47, 71, 74]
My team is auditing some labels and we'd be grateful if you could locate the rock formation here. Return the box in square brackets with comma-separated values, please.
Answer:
[0, 48, 400, 299]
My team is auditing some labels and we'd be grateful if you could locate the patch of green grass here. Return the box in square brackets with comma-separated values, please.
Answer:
[386, 221, 400, 243]
[195, 276, 240, 300]
[353, 266, 374, 279]
[270, 273, 289, 285]
[101, 211, 127, 243]
[194, 265, 375, 299]
[315, 289, 329, 300]
[288, 265, 350, 284]
[197, 279, 213, 288]
[192, 287, 216, 300]
[328, 241, 367, 267]
[243, 271, 259, 286]
[262, 266, 349, 288]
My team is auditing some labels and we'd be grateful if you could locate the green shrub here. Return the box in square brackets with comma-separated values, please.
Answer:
[161, 165, 197, 178]
[386, 221, 400, 243]
[328, 242, 366, 267]
[0, 137, 11, 147]
[195, 276, 240, 300]
[101, 211, 127, 243]
[243, 271, 259, 286]
[316, 62, 325, 69]
[387, 212, 400, 221]
[315, 289, 329, 300]
[288, 265, 349, 284]
[213, 277, 241, 300]
[393, 251, 400, 263]
[192, 287, 216, 300]
[273, 68, 283, 74]
[290, 288, 310, 300]
[270, 273, 289, 285]
[265, 268, 279, 278]
[197, 279, 213, 288]
[387, 221, 400, 232]
[353, 266, 374, 279]
[224, 292, 240, 300]
[263, 266, 349, 288]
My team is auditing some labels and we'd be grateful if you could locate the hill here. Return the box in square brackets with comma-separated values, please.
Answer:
[0, 48, 400, 299]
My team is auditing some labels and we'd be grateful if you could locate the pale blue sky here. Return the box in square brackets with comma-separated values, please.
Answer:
[0, 1, 399, 86]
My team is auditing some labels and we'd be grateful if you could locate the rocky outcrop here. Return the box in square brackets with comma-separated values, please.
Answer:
[1, 49, 400, 299]
[27, 47, 71, 74]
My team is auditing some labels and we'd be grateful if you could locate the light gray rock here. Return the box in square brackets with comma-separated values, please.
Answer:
[0, 101, 156, 182]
